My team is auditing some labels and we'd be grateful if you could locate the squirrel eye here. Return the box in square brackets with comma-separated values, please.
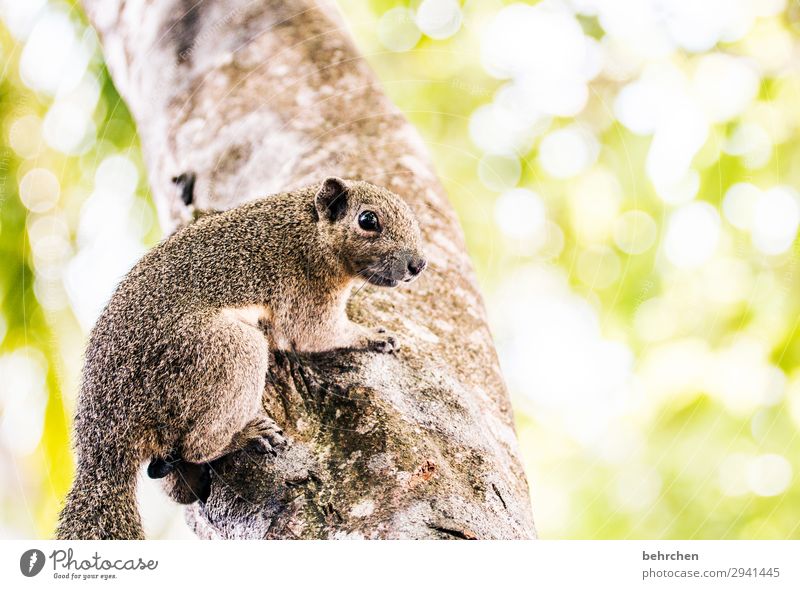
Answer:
[358, 210, 381, 233]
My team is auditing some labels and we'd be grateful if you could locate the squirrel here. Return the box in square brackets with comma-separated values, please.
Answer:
[55, 177, 426, 540]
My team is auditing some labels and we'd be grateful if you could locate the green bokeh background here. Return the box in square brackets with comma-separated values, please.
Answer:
[1, 0, 799, 538]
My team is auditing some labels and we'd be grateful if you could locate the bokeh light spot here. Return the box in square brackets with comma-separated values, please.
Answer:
[415, 0, 462, 41]
[664, 202, 720, 269]
[19, 167, 60, 213]
[613, 210, 657, 255]
[722, 182, 760, 231]
[751, 186, 799, 255]
[8, 115, 44, 158]
[494, 188, 546, 241]
[747, 454, 792, 497]
[539, 126, 598, 179]
[377, 7, 421, 52]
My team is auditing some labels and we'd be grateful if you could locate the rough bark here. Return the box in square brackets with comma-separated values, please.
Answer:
[81, 0, 536, 539]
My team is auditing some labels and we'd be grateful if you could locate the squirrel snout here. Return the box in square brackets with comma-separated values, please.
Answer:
[407, 257, 427, 278]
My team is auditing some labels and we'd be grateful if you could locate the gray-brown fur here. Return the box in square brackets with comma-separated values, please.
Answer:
[79, 0, 536, 540]
[55, 178, 425, 540]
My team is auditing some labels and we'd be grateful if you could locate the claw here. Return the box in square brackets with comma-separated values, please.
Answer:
[369, 329, 399, 354]
[241, 415, 287, 456]
[246, 437, 277, 456]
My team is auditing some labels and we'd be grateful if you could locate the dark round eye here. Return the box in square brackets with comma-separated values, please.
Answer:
[358, 210, 381, 233]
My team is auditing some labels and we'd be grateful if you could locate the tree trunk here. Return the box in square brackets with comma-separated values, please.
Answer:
[81, 0, 536, 539]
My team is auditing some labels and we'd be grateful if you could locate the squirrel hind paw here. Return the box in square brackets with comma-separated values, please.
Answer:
[237, 415, 288, 457]
[226, 415, 288, 456]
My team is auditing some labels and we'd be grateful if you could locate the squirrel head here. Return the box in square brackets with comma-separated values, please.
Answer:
[314, 177, 427, 287]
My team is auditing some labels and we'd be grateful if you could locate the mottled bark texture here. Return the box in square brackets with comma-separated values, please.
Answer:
[81, 0, 536, 539]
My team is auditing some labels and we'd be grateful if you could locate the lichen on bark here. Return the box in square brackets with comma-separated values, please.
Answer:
[81, 0, 536, 539]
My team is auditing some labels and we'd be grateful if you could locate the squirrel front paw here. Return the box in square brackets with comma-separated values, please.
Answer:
[367, 326, 400, 354]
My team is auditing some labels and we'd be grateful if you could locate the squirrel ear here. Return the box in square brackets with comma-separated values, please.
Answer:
[315, 177, 349, 222]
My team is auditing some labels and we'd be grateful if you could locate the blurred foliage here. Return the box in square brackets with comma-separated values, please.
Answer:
[1, 0, 799, 539]
[0, 32, 71, 536]
[0, 0, 156, 537]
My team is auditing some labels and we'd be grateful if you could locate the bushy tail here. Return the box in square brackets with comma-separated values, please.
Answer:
[55, 445, 144, 540]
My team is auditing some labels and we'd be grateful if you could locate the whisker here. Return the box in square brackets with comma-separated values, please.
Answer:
[353, 258, 392, 298]
[351, 269, 378, 298]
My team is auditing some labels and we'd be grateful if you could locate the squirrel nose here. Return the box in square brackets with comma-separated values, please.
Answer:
[407, 257, 427, 277]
